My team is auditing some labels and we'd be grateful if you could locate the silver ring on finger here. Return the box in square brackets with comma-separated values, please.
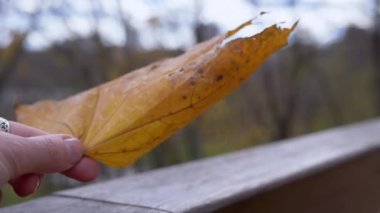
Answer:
[0, 117, 10, 133]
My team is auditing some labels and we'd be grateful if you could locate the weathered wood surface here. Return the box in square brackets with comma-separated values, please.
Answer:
[1, 195, 164, 213]
[219, 151, 380, 213]
[4, 119, 380, 213]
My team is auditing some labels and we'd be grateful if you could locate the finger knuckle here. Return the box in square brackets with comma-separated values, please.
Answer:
[39, 136, 65, 166]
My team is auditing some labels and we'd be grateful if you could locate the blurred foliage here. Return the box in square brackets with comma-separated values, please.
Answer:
[0, 0, 379, 207]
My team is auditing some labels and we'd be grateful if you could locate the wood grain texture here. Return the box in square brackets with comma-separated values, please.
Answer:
[0, 195, 165, 213]
[4, 119, 380, 212]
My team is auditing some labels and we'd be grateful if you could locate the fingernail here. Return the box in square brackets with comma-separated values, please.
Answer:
[63, 138, 83, 165]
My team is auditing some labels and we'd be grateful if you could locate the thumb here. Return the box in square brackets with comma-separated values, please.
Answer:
[0, 134, 83, 181]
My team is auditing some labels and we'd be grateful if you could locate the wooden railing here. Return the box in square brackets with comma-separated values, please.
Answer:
[4, 119, 380, 213]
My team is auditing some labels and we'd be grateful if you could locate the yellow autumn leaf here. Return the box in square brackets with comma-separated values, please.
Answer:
[16, 20, 297, 168]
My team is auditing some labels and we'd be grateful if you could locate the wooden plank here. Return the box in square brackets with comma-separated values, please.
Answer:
[0, 195, 165, 213]
[55, 119, 380, 212]
[5, 119, 380, 212]
[218, 151, 380, 213]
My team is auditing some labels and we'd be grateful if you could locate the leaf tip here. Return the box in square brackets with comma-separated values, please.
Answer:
[291, 20, 299, 32]
[226, 19, 253, 38]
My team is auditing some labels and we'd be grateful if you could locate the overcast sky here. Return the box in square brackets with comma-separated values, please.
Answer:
[0, 0, 375, 50]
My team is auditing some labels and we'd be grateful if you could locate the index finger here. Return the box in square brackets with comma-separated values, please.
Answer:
[9, 121, 47, 137]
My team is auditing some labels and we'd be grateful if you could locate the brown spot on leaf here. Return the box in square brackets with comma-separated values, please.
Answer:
[216, 75, 224, 82]
[189, 77, 196, 85]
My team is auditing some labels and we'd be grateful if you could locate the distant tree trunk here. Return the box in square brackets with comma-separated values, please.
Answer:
[261, 63, 285, 140]
[178, 0, 219, 159]
[262, 69, 296, 140]
[312, 61, 344, 125]
[262, 45, 301, 141]
[374, 0, 380, 114]
[0, 34, 26, 93]
[184, 123, 203, 159]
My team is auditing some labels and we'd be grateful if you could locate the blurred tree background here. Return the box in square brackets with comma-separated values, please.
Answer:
[0, 0, 379, 206]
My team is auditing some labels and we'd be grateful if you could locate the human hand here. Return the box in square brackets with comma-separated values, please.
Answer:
[0, 121, 99, 201]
